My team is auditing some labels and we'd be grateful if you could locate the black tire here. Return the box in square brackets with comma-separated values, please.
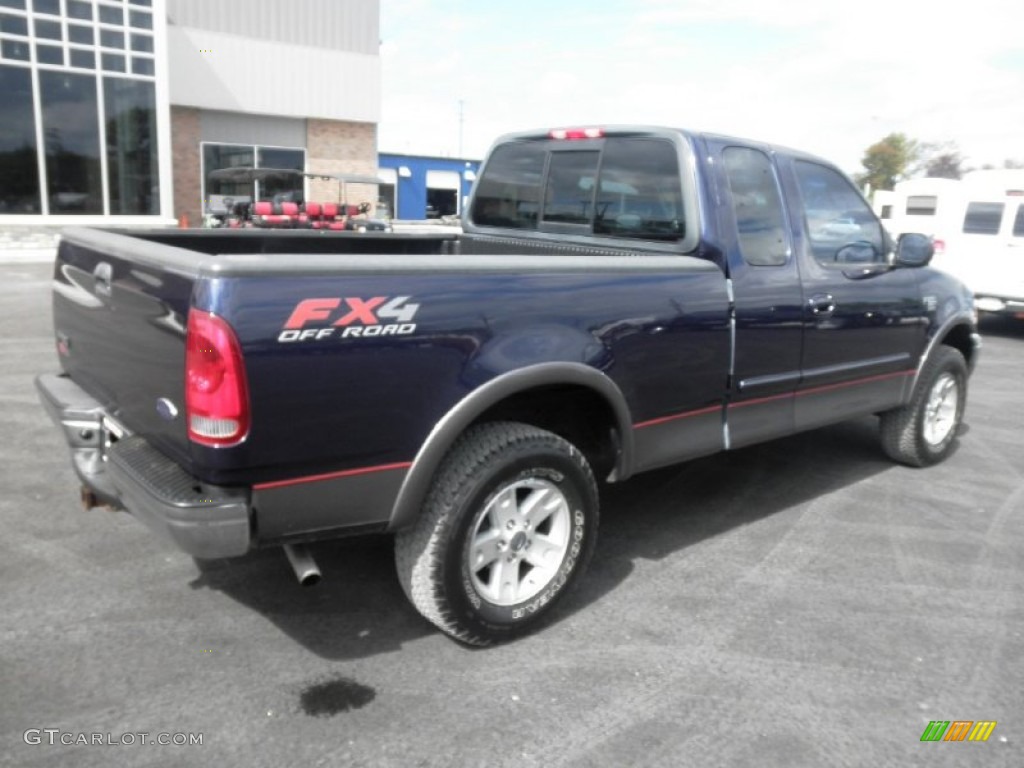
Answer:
[395, 421, 599, 646]
[880, 346, 968, 467]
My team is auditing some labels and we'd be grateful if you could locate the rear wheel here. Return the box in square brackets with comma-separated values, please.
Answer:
[880, 346, 967, 467]
[395, 421, 598, 646]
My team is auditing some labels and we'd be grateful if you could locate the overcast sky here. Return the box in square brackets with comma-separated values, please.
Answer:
[379, 0, 1024, 175]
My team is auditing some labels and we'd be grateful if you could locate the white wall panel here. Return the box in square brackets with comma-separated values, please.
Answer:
[166, 0, 379, 55]
[201, 111, 307, 147]
[168, 28, 380, 123]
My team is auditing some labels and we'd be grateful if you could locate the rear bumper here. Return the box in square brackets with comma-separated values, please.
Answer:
[35, 373, 252, 558]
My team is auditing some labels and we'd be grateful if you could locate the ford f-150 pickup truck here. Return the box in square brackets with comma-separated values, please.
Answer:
[37, 126, 981, 645]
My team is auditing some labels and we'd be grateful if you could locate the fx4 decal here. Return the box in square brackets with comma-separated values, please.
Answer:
[278, 297, 420, 342]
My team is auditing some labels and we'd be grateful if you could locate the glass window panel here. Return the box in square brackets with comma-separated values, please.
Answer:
[69, 48, 93, 68]
[723, 146, 787, 264]
[962, 202, 1004, 235]
[36, 43, 63, 64]
[906, 195, 937, 216]
[1, 38, 29, 59]
[100, 28, 124, 48]
[542, 151, 599, 225]
[0, 0, 27, 10]
[98, 4, 123, 25]
[203, 144, 255, 210]
[0, 13, 29, 35]
[129, 32, 152, 52]
[104, 77, 160, 214]
[470, 141, 544, 229]
[0, 65, 41, 213]
[1013, 205, 1024, 238]
[794, 159, 884, 264]
[33, 0, 60, 14]
[128, 9, 151, 28]
[39, 70, 104, 214]
[129, 0, 151, 6]
[68, 24, 93, 44]
[33, 17, 61, 39]
[66, 0, 92, 20]
[256, 147, 304, 202]
[101, 51, 125, 71]
[130, 55, 152, 75]
[595, 138, 686, 241]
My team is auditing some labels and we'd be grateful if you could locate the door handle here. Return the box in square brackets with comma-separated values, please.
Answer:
[808, 293, 836, 316]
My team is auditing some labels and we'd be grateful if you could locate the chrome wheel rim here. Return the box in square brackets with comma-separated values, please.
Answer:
[923, 372, 959, 446]
[467, 478, 571, 606]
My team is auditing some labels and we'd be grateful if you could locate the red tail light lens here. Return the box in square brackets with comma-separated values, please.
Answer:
[933, 238, 945, 255]
[185, 310, 250, 447]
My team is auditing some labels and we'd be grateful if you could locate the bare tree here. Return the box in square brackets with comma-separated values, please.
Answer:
[920, 141, 964, 179]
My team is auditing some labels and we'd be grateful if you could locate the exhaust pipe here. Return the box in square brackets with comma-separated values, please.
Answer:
[283, 544, 321, 587]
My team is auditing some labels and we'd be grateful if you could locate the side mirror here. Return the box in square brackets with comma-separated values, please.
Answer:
[895, 233, 934, 267]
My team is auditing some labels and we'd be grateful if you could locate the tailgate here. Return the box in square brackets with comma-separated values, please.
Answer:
[51, 229, 201, 469]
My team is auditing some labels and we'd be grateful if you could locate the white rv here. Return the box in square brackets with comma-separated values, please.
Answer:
[874, 171, 1024, 318]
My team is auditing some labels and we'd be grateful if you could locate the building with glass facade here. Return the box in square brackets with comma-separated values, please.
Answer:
[0, 0, 380, 226]
[0, 0, 169, 223]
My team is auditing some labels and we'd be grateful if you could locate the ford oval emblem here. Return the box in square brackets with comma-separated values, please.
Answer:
[156, 398, 179, 421]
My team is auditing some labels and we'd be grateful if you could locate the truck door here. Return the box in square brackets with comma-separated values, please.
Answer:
[712, 142, 804, 448]
[783, 157, 928, 431]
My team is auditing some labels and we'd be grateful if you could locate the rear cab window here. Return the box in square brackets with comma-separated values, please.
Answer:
[469, 132, 697, 251]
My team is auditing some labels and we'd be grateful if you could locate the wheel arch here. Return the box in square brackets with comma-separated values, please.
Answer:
[387, 363, 634, 532]
[913, 312, 981, 392]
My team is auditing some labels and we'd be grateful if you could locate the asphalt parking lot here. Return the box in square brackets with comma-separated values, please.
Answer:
[1, 259, 1021, 768]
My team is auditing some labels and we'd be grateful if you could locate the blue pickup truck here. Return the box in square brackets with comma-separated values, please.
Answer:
[37, 126, 980, 645]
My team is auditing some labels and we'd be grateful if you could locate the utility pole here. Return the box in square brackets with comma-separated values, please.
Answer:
[458, 99, 465, 158]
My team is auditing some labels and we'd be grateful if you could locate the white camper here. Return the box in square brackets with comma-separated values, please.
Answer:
[936, 170, 1024, 318]
[874, 171, 1024, 318]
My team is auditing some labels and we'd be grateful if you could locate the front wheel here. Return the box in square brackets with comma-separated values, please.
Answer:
[395, 422, 599, 646]
[880, 346, 968, 467]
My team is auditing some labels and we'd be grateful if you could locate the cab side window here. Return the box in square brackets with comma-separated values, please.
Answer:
[723, 147, 788, 266]
[794, 160, 884, 265]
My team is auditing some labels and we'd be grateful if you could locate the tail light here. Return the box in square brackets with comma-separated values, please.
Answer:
[933, 238, 945, 255]
[185, 310, 250, 447]
[549, 127, 605, 140]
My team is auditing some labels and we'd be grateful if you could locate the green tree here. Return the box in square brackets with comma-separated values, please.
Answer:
[858, 133, 919, 191]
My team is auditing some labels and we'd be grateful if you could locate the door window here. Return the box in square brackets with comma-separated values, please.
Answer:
[794, 160, 884, 265]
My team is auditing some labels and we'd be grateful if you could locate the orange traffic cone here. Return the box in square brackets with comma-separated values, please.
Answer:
[178, 213, 189, 228]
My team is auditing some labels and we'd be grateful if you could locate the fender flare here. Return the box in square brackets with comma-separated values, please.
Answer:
[387, 362, 634, 531]
[912, 310, 981, 392]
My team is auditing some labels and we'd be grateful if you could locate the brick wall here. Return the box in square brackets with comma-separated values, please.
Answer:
[170, 106, 201, 228]
[306, 119, 378, 209]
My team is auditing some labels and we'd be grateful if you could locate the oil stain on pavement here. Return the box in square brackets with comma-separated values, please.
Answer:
[299, 676, 376, 716]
